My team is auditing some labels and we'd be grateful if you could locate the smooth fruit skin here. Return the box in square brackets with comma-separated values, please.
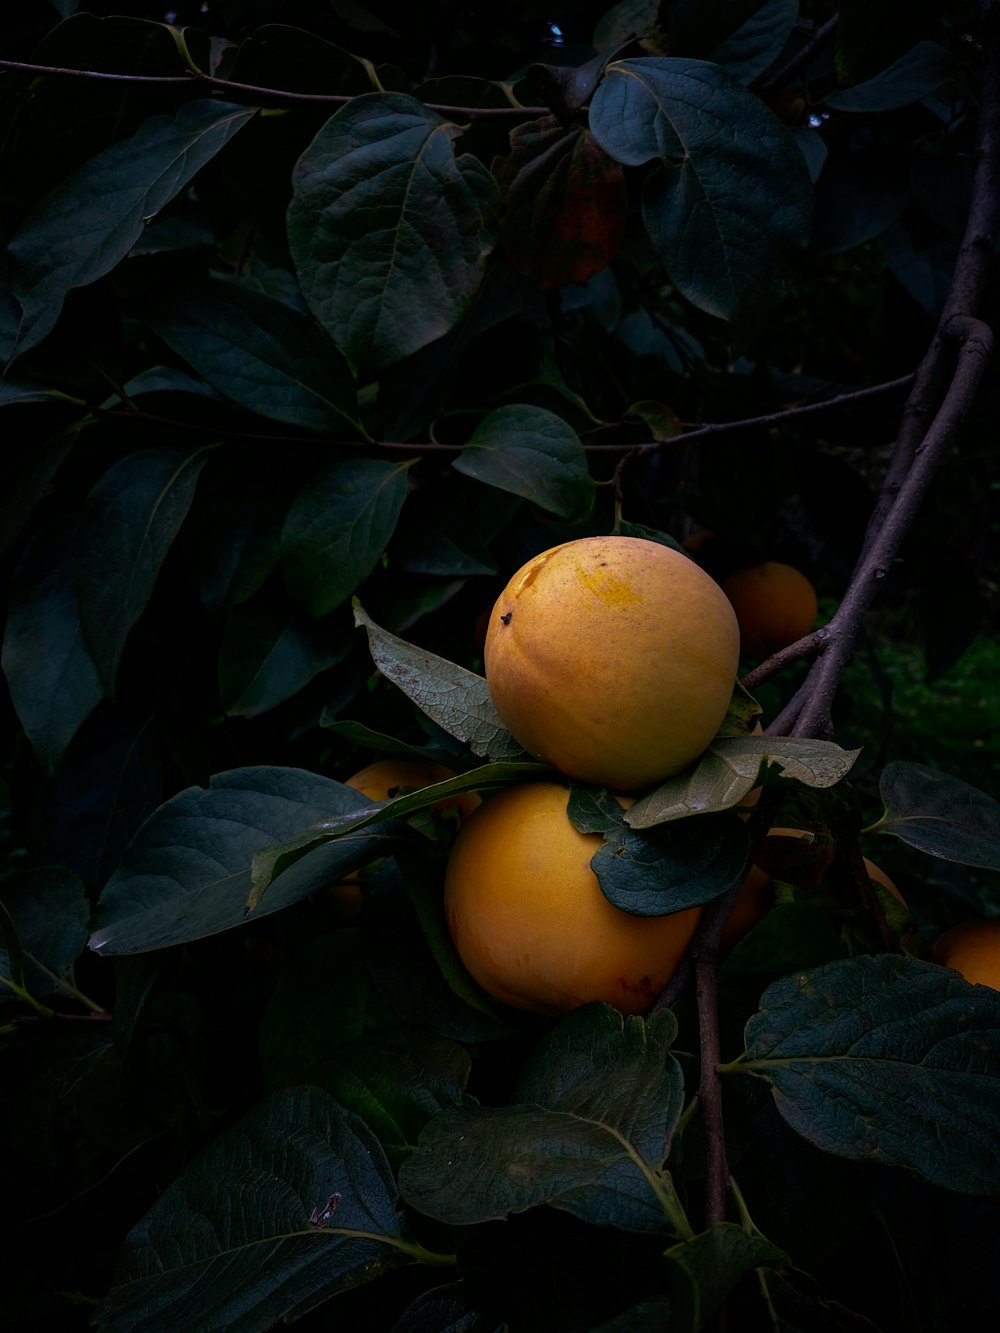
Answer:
[484, 536, 740, 791]
[326, 759, 479, 922]
[933, 918, 1000, 990]
[721, 561, 818, 661]
[443, 782, 703, 1015]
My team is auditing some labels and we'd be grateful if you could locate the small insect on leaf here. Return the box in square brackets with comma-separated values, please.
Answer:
[309, 1192, 342, 1228]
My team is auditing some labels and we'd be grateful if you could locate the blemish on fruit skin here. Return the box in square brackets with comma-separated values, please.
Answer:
[576, 563, 643, 609]
[500, 612, 512, 625]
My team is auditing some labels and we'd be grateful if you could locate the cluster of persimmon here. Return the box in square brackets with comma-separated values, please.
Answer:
[336, 536, 996, 1012]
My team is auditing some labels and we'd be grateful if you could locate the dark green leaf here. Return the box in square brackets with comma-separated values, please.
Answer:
[710, 0, 799, 85]
[734, 954, 1000, 1195]
[663, 1224, 788, 1332]
[7, 101, 255, 364]
[319, 1027, 472, 1155]
[247, 758, 548, 910]
[2, 517, 103, 775]
[147, 279, 361, 433]
[77, 447, 211, 696]
[220, 598, 353, 718]
[282, 459, 413, 618]
[589, 59, 812, 323]
[825, 40, 957, 112]
[592, 812, 749, 916]
[0, 867, 90, 1001]
[0, 427, 79, 562]
[452, 404, 593, 520]
[89, 768, 388, 955]
[398, 1005, 690, 1234]
[872, 761, 1000, 869]
[229, 23, 380, 96]
[353, 603, 531, 760]
[288, 93, 499, 370]
[95, 1087, 413, 1333]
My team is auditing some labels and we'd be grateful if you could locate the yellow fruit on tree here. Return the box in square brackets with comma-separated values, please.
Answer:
[443, 781, 703, 1014]
[932, 918, 1000, 990]
[484, 535, 740, 791]
[325, 759, 480, 922]
[721, 561, 818, 661]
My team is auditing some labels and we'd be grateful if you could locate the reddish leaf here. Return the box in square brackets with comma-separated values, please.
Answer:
[497, 117, 627, 289]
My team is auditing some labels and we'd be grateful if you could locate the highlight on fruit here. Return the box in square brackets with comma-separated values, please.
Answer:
[484, 535, 740, 791]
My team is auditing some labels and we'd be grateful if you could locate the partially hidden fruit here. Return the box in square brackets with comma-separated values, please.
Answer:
[325, 759, 480, 922]
[484, 536, 740, 791]
[721, 561, 818, 661]
[444, 782, 703, 1014]
[932, 918, 1000, 990]
[720, 829, 903, 954]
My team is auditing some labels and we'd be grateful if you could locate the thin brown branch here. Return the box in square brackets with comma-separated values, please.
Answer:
[775, 6, 1000, 741]
[675, 374, 914, 445]
[0, 59, 548, 119]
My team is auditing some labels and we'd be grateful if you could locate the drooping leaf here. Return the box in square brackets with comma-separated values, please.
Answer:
[452, 404, 594, 520]
[496, 118, 627, 289]
[147, 279, 361, 433]
[246, 758, 548, 912]
[282, 459, 413, 619]
[589, 59, 812, 324]
[287, 93, 499, 371]
[398, 1005, 691, 1235]
[870, 761, 1000, 869]
[590, 809, 749, 916]
[219, 598, 354, 718]
[88, 768, 389, 956]
[2, 517, 104, 775]
[709, 0, 799, 85]
[353, 603, 531, 760]
[229, 22, 380, 96]
[95, 1086, 415, 1333]
[733, 954, 1000, 1195]
[825, 40, 957, 112]
[663, 1224, 788, 1332]
[0, 867, 90, 1002]
[625, 736, 861, 828]
[6, 100, 256, 364]
[76, 447, 211, 696]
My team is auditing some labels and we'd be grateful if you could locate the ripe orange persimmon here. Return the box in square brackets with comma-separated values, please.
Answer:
[484, 536, 740, 791]
[932, 918, 1000, 990]
[325, 759, 480, 922]
[444, 782, 703, 1014]
[721, 561, 818, 661]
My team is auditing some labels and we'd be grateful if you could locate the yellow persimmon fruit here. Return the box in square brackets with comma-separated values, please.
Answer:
[325, 759, 480, 922]
[443, 781, 703, 1015]
[932, 918, 1000, 990]
[721, 561, 818, 661]
[484, 536, 740, 791]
